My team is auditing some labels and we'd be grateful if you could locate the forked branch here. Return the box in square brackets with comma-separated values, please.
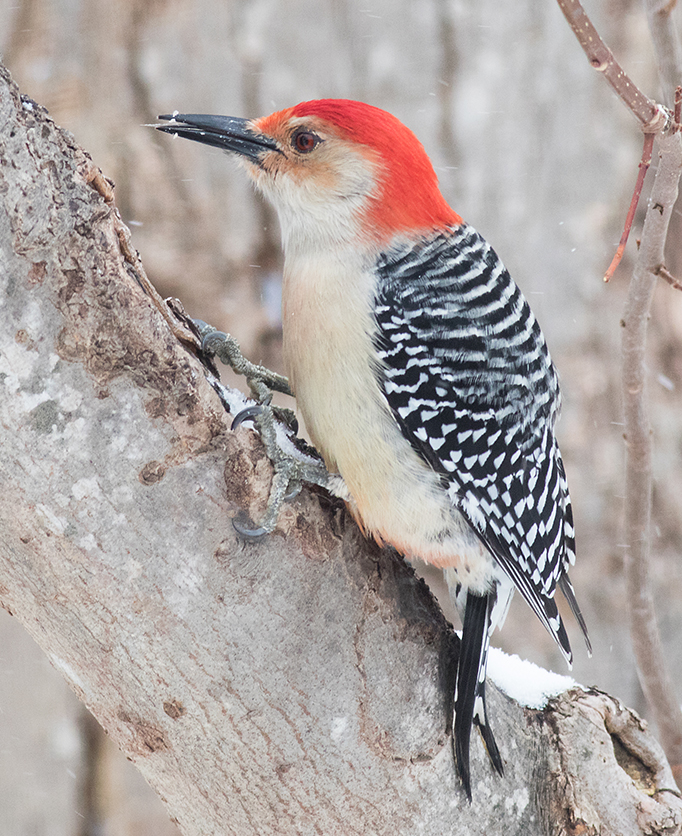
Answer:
[556, 0, 682, 786]
[556, 0, 665, 130]
[556, 0, 670, 282]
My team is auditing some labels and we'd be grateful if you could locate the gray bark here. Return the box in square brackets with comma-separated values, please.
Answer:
[1, 62, 680, 836]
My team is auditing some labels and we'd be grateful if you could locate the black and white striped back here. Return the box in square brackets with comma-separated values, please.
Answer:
[373, 224, 576, 646]
[371, 224, 590, 795]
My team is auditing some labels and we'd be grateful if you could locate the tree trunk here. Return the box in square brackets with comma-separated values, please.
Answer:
[0, 62, 680, 836]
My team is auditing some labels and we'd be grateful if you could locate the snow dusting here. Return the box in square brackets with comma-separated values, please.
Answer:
[486, 645, 580, 709]
[330, 716, 349, 742]
[208, 374, 320, 467]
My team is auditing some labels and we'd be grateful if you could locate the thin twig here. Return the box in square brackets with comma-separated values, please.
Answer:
[555, 0, 665, 130]
[655, 263, 682, 290]
[621, 132, 682, 788]
[556, 0, 669, 282]
[627, 0, 682, 787]
[603, 133, 655, 282]
[557, 0, 682, 787]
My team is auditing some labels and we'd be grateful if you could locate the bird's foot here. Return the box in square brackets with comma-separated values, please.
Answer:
[196, 321, 347, 537]
[229, 402, 338, 537]
[196, 320, 293, 400]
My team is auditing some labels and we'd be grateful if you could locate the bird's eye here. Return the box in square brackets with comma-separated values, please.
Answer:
[292, 130, 320, 154]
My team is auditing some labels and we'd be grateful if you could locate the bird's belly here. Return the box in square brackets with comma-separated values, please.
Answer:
[284, 308, 494, 591]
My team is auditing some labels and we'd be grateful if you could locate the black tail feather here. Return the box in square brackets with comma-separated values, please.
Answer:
[475, 691, 504, 777]
[558, 574, 592, 656]
[454, 590, 502, 800]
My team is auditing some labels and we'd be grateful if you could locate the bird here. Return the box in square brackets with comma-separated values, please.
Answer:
[156, 99, 590, 799]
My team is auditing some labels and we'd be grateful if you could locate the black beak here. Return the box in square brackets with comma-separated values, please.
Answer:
[156, 113, 279, 162]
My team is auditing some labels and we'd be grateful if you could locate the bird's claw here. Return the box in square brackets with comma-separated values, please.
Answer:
[201, 328, 230, 356]
[192, 322, 334, 539]
[231, 404, 264, 430]
[283, 481, 302, 501]
[196, 321, 293, 399]
[230, 426, 313, 539]
[232, 514, 270, 539]
[207, 356, 329, 540]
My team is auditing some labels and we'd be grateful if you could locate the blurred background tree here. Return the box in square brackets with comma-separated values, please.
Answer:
[2, 0, 682, 832]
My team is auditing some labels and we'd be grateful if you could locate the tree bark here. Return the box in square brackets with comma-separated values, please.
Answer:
[0, 62, 680, 836]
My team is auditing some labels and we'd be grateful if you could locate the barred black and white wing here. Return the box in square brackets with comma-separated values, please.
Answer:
[373, 225, 589, 795]
[374, 224, 581, 654]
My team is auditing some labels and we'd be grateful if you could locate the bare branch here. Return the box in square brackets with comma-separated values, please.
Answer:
[655, 263, 682, 289]
[555, 0, 665, 130]
[557, 0, 682, 788]
[621, 129, 682, 787]
[557, 0, 670, 282]
[626, 0, 682, 788]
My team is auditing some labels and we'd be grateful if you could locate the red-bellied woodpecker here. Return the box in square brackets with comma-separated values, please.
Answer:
[157, 100, 590, 799]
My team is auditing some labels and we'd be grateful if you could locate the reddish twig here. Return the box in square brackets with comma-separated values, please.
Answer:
[603, 133, 655, 282]
[558, 0, 682, 786]
[621, 131, 682, 789]
[556, 0, 669, 281]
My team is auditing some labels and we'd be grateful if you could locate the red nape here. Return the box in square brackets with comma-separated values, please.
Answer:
[291, 99, 462, 241]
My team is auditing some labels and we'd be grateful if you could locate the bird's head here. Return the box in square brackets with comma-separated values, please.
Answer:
[157, 100, 460, 253]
